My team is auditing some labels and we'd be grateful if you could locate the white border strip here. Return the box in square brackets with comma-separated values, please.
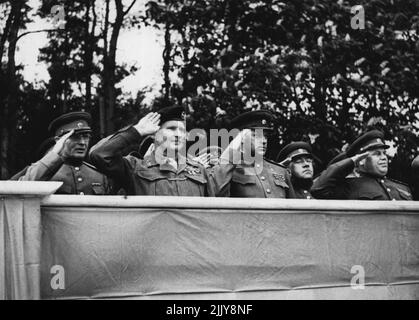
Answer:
[0, 181, 62, 196]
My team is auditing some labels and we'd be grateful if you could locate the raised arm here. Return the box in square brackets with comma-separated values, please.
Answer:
[311, 152, 369, 199]
[89, 113, 161, 193]
[19, 130, 74, 181]
[206, 129, 250, 196]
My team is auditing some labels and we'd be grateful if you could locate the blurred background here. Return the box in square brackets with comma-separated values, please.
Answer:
[0, 0, 418, 183]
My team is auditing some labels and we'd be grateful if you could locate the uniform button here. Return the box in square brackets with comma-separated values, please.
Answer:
[381, 180, 385, 184]
[261, 176, 266, 181]
[256, 164, 260, 168]
[392, 198, 396, 201]
[386, 188, 391, 192]
[79, 192, 85, 195]
[304, 190, 308, 194]
[307, 196, 311, 199]
[266, 189, 271, 193]
[77, 177, 83, 182]
[75, 167, 80, 171]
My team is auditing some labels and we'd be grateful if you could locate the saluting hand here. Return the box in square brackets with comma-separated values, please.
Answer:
[351, 151, 369, 166]
[193, 153, 211, 168]
[52, 130, 74, 157]
[134, 112, 161, 136]
[220, 129, 251, 164]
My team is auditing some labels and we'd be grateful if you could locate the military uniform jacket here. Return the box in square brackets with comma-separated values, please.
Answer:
[90, 127, 213, 196]
[311, 158, 412, 200]
[209, 158, 296, 198]
[293, 188, 313, 199]
[19, 151, 111, 195]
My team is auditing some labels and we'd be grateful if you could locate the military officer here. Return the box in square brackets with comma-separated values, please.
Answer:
[19, 112, 112, 195]
[276, 142, 314, 199]
[210, 110, 295, 198]
[311, 130, 413, 200]
[89, 105, 214, 196]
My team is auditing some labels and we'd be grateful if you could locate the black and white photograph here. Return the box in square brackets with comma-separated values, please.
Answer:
[0, 0, 419, 303]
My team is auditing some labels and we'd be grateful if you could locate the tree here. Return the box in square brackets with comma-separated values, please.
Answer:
[101, 0, 138, 134]
[146, 0, 419, 177]
[0, 0, 28, 179]
[3, 0, 144, 177]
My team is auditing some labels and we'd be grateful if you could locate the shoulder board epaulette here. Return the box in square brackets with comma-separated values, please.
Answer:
[264, 157, 286, 168]
[83, 161, 99, 171]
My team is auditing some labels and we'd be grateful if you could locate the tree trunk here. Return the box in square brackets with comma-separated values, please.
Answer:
[62, 29, 69, 113]
[85, 0, 96, 111]
[163, 19, 171, 100]
[102, 0, 136, 134]
[338, 71, 350, 130]
[0, 0, 24, 179]
[313, 75, 326, 121]
[0, 1, 12, 66]
[105, 0, 124, 134]
[101, 0, 110, 134]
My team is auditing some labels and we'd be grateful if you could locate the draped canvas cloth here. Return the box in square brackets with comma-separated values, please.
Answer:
[0, 197, 42, 300]
[0, 181, 61, 300]
[40, 197, 419, 300]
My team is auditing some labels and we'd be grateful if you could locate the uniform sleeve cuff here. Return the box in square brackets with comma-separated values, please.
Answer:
[39, 151, 64, 170]
[125, 126, 143, 142]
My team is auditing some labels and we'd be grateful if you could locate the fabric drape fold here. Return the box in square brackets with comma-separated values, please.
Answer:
[0, 197, 42, 300]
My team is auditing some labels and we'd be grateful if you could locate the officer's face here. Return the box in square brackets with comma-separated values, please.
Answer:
[290, 156, 314, 179]
[154, 120, 187, 153]
[62, 132, 91, 159]
[359, 148, 388, 177]
[244, 129, 268, 156]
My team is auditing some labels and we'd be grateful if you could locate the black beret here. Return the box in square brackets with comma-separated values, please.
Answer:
[327, 152, 348, 167]
[158, 105, 186, 124]
[346, 130, 389, 157]
[230, 110, 275, 130]
[48, 111, 92, 137]
[276, 141, 312, 164]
